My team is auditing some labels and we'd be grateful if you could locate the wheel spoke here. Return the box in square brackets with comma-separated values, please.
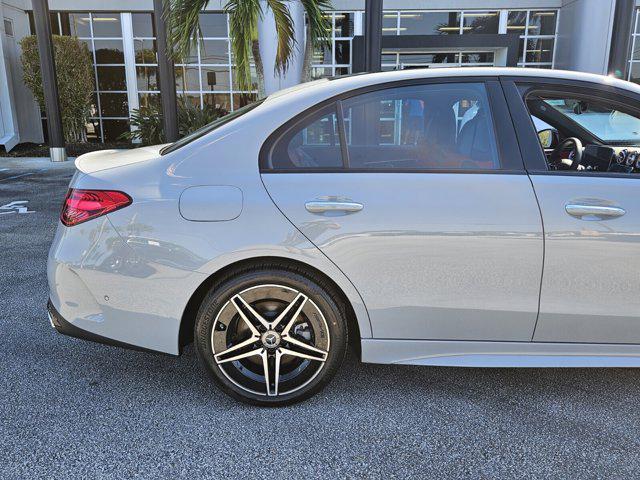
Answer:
[216, 347, 263, 365]
[281, 335, 328, 362]
[271, 292, 308, 331]
[232, 294, 270, 332]
[260, 350, 282, 397]
[214, 336, 258, 363]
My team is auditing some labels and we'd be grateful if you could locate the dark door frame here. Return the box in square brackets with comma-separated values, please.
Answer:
[352, 34, 521, 73]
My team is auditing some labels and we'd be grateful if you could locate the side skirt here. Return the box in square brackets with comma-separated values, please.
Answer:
[362, 339, 640, 367]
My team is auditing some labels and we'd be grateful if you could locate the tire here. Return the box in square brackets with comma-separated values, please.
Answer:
[194, 263, 348, 406]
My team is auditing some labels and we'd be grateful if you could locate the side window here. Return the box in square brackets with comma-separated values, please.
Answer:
[269, 105, 343, 170]
[526, 91, 640, 173]
[342, 82, 500, 170]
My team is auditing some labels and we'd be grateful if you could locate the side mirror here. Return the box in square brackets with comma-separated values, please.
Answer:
[538, 128, 559, 149]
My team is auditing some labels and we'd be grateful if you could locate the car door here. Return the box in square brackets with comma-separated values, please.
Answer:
[503, 78, 640, 344]
[261, 78, 543, 341]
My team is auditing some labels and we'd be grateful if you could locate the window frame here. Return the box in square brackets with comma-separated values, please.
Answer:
[259, 76, 525, 174]
[503, 76, 640, 177]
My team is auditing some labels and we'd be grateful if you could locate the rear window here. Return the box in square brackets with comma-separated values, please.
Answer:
[264, 82, 500, 171]
[160, 100, 264, 155]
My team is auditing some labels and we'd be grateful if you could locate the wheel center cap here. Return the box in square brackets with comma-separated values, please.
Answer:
[261, 330, 281, 349]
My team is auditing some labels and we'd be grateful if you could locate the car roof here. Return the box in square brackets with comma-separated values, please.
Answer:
[264, 67, 640, 107]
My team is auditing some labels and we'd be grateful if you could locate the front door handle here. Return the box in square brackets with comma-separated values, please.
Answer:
[305, 200, 364, 214]
[565, 204, 626, 220]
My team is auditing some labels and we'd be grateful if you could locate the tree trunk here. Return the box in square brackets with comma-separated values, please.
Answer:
[251, 39, 266, 99]
[301, 24, 313, 83]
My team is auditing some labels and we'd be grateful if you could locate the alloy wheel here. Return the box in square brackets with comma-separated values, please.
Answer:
[211, 284, 330, 397]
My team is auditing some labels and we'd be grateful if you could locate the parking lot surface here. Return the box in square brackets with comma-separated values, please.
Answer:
[1, 158, 640, 479]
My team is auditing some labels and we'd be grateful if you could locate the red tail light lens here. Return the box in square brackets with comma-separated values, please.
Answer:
[61, 189, 132, 226]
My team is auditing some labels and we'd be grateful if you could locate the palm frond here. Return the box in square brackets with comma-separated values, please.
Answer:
[266, 0, 296, 74]
[224, 0, 261, 92]
[300, 0, 332, 50]
[165, 0, 208, 61]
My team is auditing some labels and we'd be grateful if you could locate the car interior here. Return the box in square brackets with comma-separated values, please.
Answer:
[271, 84, 501, 170]
[526, 91, 640, 174]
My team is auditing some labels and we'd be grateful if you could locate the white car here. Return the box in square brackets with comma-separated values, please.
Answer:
[48, 68, 640, 405]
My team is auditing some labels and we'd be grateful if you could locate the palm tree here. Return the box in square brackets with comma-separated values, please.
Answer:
[165, 0, 332, 98]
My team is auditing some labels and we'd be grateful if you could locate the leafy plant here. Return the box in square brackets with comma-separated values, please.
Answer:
[19, 35, 94, 143]
[165, 0, 332, 95]
[121, 97, 228, 145]
[121, 104, 165, 146]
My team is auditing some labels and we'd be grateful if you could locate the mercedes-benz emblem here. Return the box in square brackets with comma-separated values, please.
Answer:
[261, 330, 281, 349]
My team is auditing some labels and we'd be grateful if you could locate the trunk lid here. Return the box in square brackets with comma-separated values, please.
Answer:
[74, 145, 167, 174]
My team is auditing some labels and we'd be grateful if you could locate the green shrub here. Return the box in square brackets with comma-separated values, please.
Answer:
[19, 35, 94, 143]
[122, 98, 229, 146]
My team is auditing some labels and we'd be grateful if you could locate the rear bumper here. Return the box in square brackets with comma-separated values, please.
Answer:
[47, 300, 160, 354]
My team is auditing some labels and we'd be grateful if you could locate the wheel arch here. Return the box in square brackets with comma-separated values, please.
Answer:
[178, 256, 368, 356]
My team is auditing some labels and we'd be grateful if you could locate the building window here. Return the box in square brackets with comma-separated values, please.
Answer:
[29, 11, 130, 142]
[628, 9, 640, 83]
[133, 13, 159, 110]
[383, 10, 499, 35]
[507, 10, 558, 68]
[311, 11, 356, 79]
[28, 10, 258, 143]
[173, 13, 258, 113]
[328, 9, 558, 74]
[4, 18, 14, 37]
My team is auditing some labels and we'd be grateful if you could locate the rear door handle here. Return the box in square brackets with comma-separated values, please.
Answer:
[565, 204, 626, 220]
[305, 200, 364, 214]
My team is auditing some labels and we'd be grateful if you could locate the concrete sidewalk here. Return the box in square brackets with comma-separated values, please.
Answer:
[0, 156, 77, 170]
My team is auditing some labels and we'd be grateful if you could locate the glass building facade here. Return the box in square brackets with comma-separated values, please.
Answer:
[28, 8, 559, 143]
[628, 8, 640, 84]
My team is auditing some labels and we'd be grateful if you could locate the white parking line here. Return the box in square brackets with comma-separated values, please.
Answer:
[0, 172, 36, 182]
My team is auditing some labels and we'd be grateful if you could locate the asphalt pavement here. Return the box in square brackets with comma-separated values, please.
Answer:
[1, 157, 640, 479]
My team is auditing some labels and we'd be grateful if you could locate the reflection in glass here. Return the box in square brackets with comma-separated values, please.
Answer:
[382, 11, 398, 35]
[200, 40, 229, 64]
[91, 13, 122, 37]
[507, 11, 528, 32]
[101, 119, 130, 142]
[233, 93, 257, 110]
[135, 40, 157, 64]
[232, 66, 258, 90]
[68, 13, 91, 37]
[175, 66, 200, 91]
[526, 38, 554, 63]
[93, 40, 124, 63]
[97, 66, 127, 90]
[528, 11, 557, 36]
[399, 52, 458, 65]
[203, 93, 231, 112]
[312, 67, 332, 79]
[139, 93, 161, 109]
[462, 12, 499, 34]
[401, 12, 460, 35]
[334, 40, 350, 64]
[334, 13, 354, 37]
[201, 67, 231, 91]
[132, 13, 154, 37]
[99, 93, 129, 117]
[199, 13, 228, 37]
[312, 44, 332, 65]
[136, 66, 158, 91]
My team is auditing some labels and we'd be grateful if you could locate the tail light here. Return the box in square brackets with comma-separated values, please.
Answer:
[60, 189, 132, 226]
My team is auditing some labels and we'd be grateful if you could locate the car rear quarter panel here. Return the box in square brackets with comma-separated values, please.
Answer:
[54, 108, 372, 354]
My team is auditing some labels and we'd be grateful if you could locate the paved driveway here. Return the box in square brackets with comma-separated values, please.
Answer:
[1, 158, 640, 479]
